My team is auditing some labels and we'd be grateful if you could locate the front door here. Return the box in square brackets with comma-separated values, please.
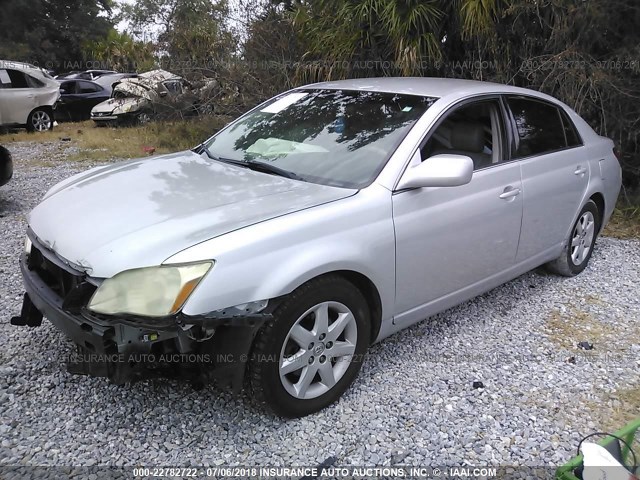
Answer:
[393, 98, 523, 324]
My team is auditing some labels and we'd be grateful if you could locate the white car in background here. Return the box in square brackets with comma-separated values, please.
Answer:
[0, 60, 60, 132]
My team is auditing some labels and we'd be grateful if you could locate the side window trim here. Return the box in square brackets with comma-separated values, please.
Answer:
[500, 95, 520, 159]
[504, 94, 584, 160]
[559, 108, 584, 147]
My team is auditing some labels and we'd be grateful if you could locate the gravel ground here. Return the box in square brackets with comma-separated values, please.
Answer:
[1, 140, 639, 470]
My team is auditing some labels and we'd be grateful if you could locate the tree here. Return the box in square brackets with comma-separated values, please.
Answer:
[85, 29, 156, 72]
[292, 0, 506, 81]
[0, 0, 115, 71]
[120, 0, 236, 75]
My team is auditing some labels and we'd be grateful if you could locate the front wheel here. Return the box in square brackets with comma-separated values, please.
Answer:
[546, 200, 600, 276]
[249, 275, 371, 417]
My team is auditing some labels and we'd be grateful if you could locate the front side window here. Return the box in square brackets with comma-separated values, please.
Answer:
[421, 99, 506, 170]
[163, 81, 183, 95]
[205, 89, 436, 188]
[507, 96, 568, 158]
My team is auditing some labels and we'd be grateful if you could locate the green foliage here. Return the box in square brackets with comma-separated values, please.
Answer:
[84, 29, 156, 72]
[293, 0, 505, 79]
[0, 0, 114, 68]
[120, 0, 236, 73]
[239, 2, 307, 102]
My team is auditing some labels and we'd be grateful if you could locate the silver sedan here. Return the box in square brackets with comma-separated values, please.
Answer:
[13, 78, 622, 417]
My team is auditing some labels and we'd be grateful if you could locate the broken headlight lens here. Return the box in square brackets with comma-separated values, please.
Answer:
[87, 262, 213, 317]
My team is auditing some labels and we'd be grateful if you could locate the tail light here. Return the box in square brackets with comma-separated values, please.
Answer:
[613, 147, 621, 160]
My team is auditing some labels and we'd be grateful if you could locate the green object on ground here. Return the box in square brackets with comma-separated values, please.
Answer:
[556, 417, 640, 480]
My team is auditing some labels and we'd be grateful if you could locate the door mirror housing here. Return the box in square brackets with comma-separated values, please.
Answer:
[396, 153, 474, 190]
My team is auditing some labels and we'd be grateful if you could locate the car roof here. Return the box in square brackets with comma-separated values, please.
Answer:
[57, 78, 99, 84]
[300, 77, 554, 102]
[0, 60, 41, 72]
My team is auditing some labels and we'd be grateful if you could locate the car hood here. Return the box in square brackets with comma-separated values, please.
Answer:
[28, 151, 356, 278]
[91, 97, 146, 114]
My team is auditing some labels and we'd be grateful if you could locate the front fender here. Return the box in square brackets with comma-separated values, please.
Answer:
[168, 184, 395, 326]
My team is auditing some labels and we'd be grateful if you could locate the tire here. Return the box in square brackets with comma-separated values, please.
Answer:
[546, 200, 600, 277]
[249, 275, 371, 417]
[27, 108, 53, 132]
[136, 112, 152, 125]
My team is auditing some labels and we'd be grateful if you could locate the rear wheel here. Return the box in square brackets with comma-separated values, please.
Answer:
[27, 109, 53, 132]
[546, 200, 600, 276]
[249, 275, 370, 417]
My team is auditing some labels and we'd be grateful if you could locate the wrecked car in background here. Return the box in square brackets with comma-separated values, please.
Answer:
[90, 69, 203, 125]
[0, 60, 60, 132]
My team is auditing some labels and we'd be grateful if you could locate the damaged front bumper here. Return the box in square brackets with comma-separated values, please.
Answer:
[11, 251, 270, 391]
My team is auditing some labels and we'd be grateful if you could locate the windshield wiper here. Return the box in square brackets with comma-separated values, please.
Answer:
[244, 159, 303, 181]
[203, 149, 302, 181]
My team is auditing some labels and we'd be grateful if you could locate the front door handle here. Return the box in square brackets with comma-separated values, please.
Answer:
[574, 166, 587, 175]
[499, 187, 521, 200]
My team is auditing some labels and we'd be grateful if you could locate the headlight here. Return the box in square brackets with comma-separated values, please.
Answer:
[24, 235, 32, 255]
[87, 262, 212, 317]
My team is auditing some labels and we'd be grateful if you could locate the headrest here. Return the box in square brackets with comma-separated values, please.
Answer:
[451, 122, 485, 153]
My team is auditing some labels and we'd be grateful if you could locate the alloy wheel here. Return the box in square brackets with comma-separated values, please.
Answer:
[570, 211, 595, 265]
[279, 301, 358, 400]
[31, 111, 52, 131]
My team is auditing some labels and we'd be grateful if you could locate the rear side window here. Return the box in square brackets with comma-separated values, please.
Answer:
[60, 81, 76, 94]
[6, 69, 29, 88]
[0, 69, 10, 88]
[559, 109, 582, 147]
[25, 74, 44, 88]
[78, 81, 101, 93]
[507, 97, 568, 158]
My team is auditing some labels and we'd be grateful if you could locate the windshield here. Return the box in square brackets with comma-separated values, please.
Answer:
[205, 89, 437, 188]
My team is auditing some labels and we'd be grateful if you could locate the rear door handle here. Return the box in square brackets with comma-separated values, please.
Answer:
[574, 166, 587, 175]
[499, 187, 521, 200]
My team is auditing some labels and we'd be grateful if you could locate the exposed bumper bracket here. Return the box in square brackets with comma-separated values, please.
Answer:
[10, 293, 43, 327]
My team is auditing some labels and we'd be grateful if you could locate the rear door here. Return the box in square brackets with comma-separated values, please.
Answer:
[504, 96, 588, 261]
[0, 69, 40, 125]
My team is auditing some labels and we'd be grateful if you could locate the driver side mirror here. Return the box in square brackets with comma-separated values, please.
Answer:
[396, 153, 473, 190]
[159, 91, 168, 98]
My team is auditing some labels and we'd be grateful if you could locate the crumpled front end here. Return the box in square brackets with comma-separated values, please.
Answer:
[11, 233, 270, 390]
[90, 97, 148, 123]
